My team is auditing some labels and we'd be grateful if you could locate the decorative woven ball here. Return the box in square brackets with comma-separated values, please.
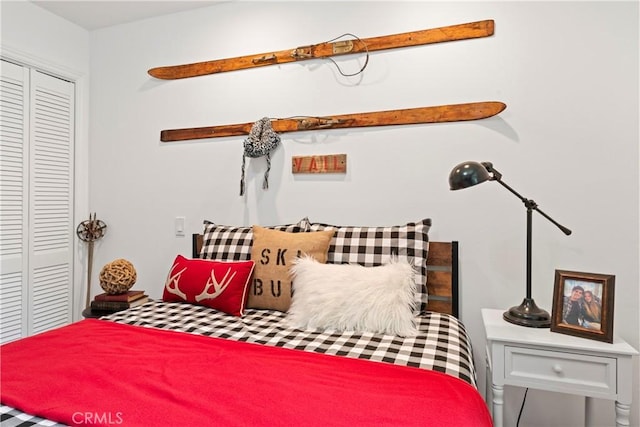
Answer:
[99, 258, 137, 294]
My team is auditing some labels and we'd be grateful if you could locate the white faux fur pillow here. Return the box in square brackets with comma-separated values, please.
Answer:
[288, 255, 418, 336]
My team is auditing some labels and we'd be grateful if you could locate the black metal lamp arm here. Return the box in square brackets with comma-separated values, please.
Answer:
[483, 163, 572, 236]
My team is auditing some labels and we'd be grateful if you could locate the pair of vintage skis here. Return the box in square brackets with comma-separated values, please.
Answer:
[154, 20, 504, 142]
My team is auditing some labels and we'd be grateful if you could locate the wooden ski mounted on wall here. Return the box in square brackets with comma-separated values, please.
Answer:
[160, 101, 506, 142]
[148, 20, 494, 80]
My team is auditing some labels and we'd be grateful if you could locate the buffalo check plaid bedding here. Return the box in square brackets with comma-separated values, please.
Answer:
[308, 219, 432, 313]
[1, 300, 477, 426]
[198, 219, 309, 260]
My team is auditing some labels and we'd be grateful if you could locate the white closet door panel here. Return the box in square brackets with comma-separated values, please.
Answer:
[32, 263, 70, 333]
[0, 272, 23, 343]
[29, 70, 74, 334]
[0, 60, 29, 343]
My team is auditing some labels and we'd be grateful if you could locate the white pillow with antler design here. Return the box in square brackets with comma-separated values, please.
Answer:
[162, 255, 255, 316]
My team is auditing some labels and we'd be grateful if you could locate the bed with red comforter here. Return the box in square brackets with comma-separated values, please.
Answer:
[1, 222, 491, 426]
[1, 306, 490, 426]
[1, 301, 490, 426]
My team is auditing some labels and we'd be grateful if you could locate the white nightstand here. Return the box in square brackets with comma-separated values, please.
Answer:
[482, 308, 638, 427]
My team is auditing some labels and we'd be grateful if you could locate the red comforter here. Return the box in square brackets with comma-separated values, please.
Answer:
[1, 319, 491, 426]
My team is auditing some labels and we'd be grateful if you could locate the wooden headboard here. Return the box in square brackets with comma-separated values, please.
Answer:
[192, 234, 459, 318]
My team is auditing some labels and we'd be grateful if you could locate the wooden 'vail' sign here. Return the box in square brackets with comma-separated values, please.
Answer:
[292, 154, 347, 174]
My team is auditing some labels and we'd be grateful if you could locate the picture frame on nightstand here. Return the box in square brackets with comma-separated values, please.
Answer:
[551, 269, 615, 343]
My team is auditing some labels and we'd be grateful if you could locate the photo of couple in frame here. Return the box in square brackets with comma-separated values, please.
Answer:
[551, 270, 615, 343]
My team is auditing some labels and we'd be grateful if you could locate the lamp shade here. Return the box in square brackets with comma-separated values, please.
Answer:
[448, 161, 491, 190]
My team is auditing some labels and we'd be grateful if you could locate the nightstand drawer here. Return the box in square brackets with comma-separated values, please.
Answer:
[504, 346, 616, 397]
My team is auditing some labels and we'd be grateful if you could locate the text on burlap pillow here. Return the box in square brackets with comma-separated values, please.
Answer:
[248, 226, 334, 312]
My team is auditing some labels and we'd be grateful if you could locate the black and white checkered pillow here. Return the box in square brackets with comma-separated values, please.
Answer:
[308, 219, 431, 313]
[199, 218, 310, 260]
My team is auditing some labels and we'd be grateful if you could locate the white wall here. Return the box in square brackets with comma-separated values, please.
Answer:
[0, 0, 91, 326]
[6, 1, 639, 426]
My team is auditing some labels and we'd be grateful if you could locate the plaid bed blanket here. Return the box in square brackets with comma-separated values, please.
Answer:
[1, 301, 477, 426]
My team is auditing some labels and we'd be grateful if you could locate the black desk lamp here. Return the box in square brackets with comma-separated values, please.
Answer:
[448, 161, 572, 328]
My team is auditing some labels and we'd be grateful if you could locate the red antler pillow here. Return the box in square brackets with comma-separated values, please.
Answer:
[162, 255, 255, 317]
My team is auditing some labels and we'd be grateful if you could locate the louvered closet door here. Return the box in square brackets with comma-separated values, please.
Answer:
[29, 69, 74, 334]
[0, 60, 75, 343]
[0, 60, 29, 343]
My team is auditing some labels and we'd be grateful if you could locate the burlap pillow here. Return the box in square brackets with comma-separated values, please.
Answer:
[248, 226, 334, 312]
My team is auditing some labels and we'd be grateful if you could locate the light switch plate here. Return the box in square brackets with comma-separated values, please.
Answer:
[175, 216, 185, 237]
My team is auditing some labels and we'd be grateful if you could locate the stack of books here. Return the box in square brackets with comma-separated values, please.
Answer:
[90, 290, 149, 314]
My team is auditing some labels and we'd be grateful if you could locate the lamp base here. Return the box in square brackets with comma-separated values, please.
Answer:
[503, 298, 551, 328]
